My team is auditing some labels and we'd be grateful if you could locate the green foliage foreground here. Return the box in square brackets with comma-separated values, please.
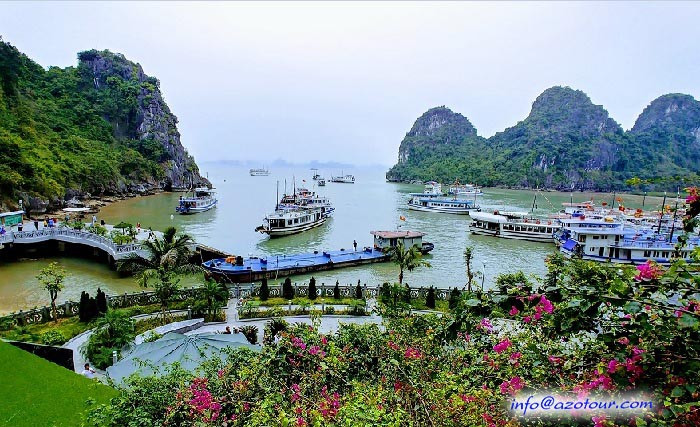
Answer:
[0, 341, 116, 427]
[85, 253, 700, 426]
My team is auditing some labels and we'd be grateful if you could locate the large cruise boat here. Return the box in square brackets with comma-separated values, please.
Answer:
[407, 182, 480, 214]
[279, 187, 334, 218]
[255, 206, 327, 237]
[469, 211, 560, 242]
[557, 225, 699, 264]
[175, 188, 217, 214]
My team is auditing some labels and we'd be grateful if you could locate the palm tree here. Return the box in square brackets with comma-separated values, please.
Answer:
[385, 241, 430, 285]
[201, 279, 229, 319]
[464, 246, 475, 292]
[117, 226, 202, 321]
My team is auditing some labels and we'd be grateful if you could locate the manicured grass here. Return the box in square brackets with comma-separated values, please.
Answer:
[252, 296, 363, 306]
[0, 341, 116, 427]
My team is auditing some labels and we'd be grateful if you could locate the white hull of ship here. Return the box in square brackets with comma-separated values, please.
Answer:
[470, 226, 553, 243]
[407, 203, 475, 215]
[262, 216, 328, 237]
[178, 200, 217, 214]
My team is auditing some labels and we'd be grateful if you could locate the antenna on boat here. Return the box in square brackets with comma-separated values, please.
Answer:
[276, 180, 279, 210]
[611, 192, 616, 209]
[657, 191, 667, 234]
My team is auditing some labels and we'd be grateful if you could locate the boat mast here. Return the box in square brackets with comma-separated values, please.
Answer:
[657, 192, 667, 234]
[611, 192, 616, 209]
[669, 196, 679, 242]
[531, 193, 537, 214]
[276, 180, 279, 210]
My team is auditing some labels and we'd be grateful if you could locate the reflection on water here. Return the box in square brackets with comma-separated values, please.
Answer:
[0, 163, 666, 313]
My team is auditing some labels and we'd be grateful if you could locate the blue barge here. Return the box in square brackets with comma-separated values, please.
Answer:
[203, 231, 434, 283]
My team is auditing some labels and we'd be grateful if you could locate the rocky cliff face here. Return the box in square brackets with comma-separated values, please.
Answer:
[78, 50, 208, 191]
[396, 106, 477, 164]
[489, 86, 625, 189]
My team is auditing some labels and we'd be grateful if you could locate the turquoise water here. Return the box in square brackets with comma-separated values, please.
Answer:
[0, 164, 665, 313]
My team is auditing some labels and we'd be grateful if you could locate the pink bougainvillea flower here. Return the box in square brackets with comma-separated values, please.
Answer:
[523, 316, 532, 323]
[592, 415, 607, 427]
[539, 296, 554, 313]
[617, 337, 630, 345]
[499, 376, 524, 395]
[509, 306, 520, 316]
[493, 338, 512, 353]
[607, 359, 618, 374]
[635, 260, 663, 281]
[479, 318, 494, 331]
[404, 347, 423, 360]
[509, 352, 522, 361]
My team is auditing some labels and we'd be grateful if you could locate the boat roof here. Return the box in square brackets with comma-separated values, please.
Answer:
[371, 230, 426, 239]
[0, 211, 24, 217]
[62, 207, 90, 213]
[470, 212, 508, 223]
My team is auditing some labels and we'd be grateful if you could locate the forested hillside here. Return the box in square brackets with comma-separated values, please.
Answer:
[0, 38, 207, 212]
[387, 86, 700, 191]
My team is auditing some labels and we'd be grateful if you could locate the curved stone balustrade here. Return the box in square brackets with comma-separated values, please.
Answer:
[2, 227, 143, 260]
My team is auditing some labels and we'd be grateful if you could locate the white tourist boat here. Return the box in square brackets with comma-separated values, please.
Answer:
[175, 188, 217, 214]
[407, 182, 480, 214]
[556, 224, 699, 264]
[330, 174, 355, 183]
[279, 187, 334, 217]
[255, 206, 327, 237]
[317, 178, 326, 186]
[469, 211, 560, 243]
[249, 168, 270, 176]
[447, 181, 484, 197]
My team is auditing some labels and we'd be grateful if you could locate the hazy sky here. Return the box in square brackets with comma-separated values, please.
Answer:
[2, 2, 699, 166]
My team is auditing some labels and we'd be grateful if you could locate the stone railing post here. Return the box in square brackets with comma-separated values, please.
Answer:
[112, 350, 118, 365]
[187, 306, 192, 320]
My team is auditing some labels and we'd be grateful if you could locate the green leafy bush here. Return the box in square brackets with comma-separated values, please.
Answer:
[40, 330, 65, 345]
[82, 311, 135, 370]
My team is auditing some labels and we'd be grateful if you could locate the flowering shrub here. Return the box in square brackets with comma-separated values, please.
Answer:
[87, 188, 700, 426]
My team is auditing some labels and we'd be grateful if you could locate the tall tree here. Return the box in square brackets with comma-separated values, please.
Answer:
[308, 277, 318, 300]
[259, 278, 269, 301]
[117, 226, 201, 321]
[36, 262, 66, 323]
[200, 279, 229, 319]
[385, 241, 430, 284]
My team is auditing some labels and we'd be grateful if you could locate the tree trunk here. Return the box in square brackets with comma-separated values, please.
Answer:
[399, 269, 404, 285]
[51, 301, 58, 323]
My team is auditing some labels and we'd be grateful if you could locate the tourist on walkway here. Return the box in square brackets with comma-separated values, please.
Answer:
[92, 215, 97, 226]
[81, 363, 96, 379]
[223, 326, 232, 334]
[34, 220, 39, 230]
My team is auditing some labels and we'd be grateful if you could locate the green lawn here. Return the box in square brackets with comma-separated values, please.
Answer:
[0, 341, 117, 427]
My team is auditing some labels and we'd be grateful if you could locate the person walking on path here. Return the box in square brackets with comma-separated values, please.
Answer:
[81, 363, 96, 379]
[353, 240, 358, 251]
[92, 215, 97, 226]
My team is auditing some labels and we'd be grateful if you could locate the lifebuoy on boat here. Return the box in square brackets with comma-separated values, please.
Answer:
[535, 220, 540, 224]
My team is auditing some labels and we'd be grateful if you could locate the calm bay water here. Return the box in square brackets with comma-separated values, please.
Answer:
[0, 163, 665, 313]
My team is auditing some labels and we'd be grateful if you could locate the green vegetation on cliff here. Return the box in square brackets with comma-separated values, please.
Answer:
[388, 87, 700, 191]
[0, 38, 205, 210]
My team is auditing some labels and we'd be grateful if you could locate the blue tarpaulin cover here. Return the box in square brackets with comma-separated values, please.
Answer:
[563, 239, 578, 251]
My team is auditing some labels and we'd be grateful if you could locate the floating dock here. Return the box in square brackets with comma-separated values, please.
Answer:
[203, 248, 389, 283]
[203, 230, 434, 283]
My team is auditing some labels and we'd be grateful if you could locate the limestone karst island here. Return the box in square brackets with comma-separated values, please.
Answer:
[1, 3, 699, 427]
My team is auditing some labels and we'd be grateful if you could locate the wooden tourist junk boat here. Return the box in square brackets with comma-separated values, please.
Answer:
[407, 182, 480, 215]
[469, 211, 560, 243]
[175, 188, 217, 214]
[203, 231, 434, 282]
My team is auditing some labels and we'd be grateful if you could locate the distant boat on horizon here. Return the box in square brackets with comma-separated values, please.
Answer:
[250, 167, 270, 176]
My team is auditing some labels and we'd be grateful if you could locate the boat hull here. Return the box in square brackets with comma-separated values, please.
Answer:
[204, 243, 434, 283]
[176, 200, 218, 214]
[407, 203, 475, 215]
[259, 216, 328, 237]
[470, 227, 553, 243]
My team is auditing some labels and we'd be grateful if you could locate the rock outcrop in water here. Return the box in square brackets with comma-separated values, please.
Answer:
[0, 38, 208, 212]
[387, 86, 700, 191]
